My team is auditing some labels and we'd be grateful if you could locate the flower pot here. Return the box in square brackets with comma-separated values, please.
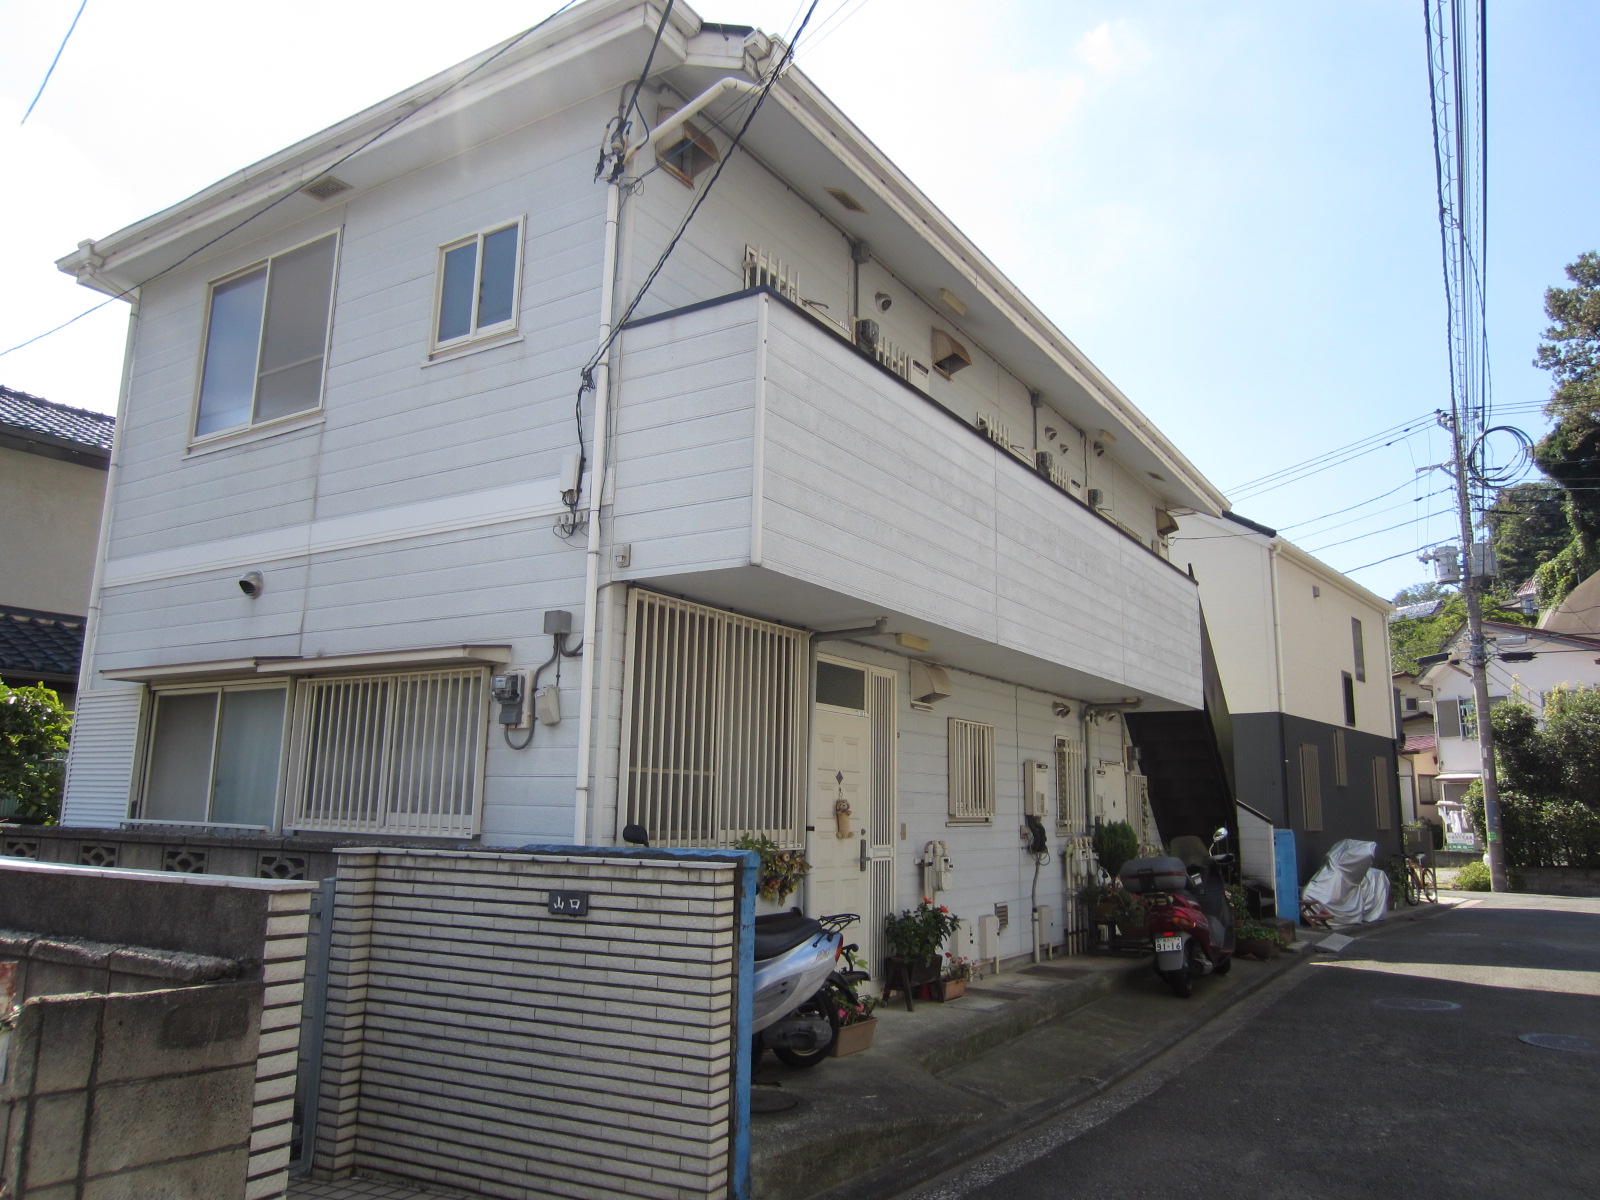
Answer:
[1236, 936, 1277, 960]
[936, 977, 967, 1001]
[832, 1017, 877, 1056]
[885, 956, 941, 985]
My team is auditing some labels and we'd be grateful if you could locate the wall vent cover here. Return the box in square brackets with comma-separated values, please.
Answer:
[825, 187, 867, 213]
[300, 176, 353, 201]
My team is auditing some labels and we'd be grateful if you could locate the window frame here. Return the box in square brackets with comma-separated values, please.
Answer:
[1342, 671, 1357, 727]
[947, 718, 997, 825]
[134, 679, 292, 830]
[1299, 742, 1323, 831]
[286, 666, 490, 839]
[191, 230, 341, 444]
[430, 216, 526, 355]
[1351, 617, 1367, 682]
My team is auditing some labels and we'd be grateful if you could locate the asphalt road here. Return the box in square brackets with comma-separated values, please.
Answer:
[905, 893, 1600, 1200]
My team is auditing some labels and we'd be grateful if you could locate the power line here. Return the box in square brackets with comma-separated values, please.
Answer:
[2, 0, 585, 361]
[1292, 488, 1454, 541]
[1304, 506, 1458, 555]
[20, 0, 89, 126]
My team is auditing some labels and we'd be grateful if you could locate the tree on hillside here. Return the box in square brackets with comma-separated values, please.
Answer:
[1391, 580, 1448, 607]
[1531, 252, 1600, 606]
[1484, 480, 1569, 595]
[1386, 590, 1529, 675]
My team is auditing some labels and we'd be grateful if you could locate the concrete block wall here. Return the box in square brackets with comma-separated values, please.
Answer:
[314, 848, 748, 1200]
[0, 860, 313, 1200]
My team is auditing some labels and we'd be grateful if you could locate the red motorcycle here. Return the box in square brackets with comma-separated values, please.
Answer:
[1119, 830, 1236, 998]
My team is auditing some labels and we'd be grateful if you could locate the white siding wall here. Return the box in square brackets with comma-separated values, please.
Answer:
[610, 295, 1202, 706]
[816, 643, 1128, 964]
[71, 97, 620, 841]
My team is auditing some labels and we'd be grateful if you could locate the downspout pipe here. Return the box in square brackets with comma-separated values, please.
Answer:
[572, 173, 625, 845]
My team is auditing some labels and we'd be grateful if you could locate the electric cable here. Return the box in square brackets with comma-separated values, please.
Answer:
[20, 0, 89, 126]
[2, 0, 585, 361]
[1304, 507, 1458, 555]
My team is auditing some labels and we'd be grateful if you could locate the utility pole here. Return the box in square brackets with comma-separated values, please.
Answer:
[1442, 411, 1507, 892]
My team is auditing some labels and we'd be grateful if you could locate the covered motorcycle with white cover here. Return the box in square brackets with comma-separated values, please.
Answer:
[1301, 838, 1389, 925]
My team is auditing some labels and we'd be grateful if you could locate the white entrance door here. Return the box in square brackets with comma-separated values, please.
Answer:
[809, 706, 872, 924]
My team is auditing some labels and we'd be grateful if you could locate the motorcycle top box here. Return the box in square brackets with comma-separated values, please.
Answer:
[1118, 856, 1190, 895]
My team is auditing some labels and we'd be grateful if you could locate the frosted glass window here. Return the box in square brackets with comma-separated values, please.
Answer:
[141, 686, 287, 827]
[143, 693, 218, 822]
[211, 689, 287, 825]
[434, 222, 521, 347]
[195, 233, 338, 437]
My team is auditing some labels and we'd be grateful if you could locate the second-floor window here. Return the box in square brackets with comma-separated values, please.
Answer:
[195, 232, 339, 438]
[434, 221, 522, 350]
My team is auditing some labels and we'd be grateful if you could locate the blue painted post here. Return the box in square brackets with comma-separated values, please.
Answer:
[1273, 828, 1299, 922]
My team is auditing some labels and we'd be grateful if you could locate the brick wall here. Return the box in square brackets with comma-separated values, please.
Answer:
[313, 847, 752, 1200]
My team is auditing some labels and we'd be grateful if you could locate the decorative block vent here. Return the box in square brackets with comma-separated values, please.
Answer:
[2, 838, 40, 859]
[163, 848, 208, 874]
[78, 844, 120, 868]
[258, 853, 308, 881]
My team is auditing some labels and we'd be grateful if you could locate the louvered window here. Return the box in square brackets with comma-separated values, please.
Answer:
[1372, 757, 1392, 830]
[948, 719, 996, 823]
[1299, 743, 1323, 831]
[289, 668, 487, 837]
[1055, 737, 1086, 833]
[622, 590, 808, 848]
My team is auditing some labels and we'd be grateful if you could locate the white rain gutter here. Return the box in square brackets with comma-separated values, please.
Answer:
[571, 174, 625, 845]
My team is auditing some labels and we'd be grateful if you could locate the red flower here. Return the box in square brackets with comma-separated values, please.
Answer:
[939, 905, 949, 913]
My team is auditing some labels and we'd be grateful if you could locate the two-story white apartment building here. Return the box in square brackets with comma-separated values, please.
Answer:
[1175, 510, 1401, 879]
[47, 0, 1229, 967]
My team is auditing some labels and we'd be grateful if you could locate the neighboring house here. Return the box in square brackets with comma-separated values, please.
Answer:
[1174, 511, 1402, 880]
[1392, 670, 1439, 827]
[1416, 618, 1600, 815]
[0, 385, 114, 707]
[46, 0, 1232, 969]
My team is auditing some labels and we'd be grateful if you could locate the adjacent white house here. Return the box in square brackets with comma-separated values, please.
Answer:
[1173, 511, 1402, 880]
[1417, 618, 1600, 817]
[48, 0, 1231, 967]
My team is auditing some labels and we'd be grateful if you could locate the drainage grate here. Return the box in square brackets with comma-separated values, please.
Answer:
[1519, 1033, 1600, 1053]
[1375, 998, 1461, 1011]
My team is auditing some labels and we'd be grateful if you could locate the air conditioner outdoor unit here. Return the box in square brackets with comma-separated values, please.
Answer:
[1087, 488, 1105, 509]
[854, 318, 880, 348]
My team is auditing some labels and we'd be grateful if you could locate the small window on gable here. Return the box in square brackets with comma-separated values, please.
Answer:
[434, 221, 522, 351]
[656, 107, 719, 186]
[1342, 671, 1357, 727]
[195, 232, 339, 438]
[1352, 618, 1367, 682]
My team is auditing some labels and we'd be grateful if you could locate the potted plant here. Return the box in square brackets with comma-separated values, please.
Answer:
[1112, 888, 1147, 939]
[935, 954, 980, 1001]
[831, 991, 880, 1056]
[884, 899, 961, 984]
[733, 833, 811, 905]
[1092, 820, 1139, 881]
[1235, 922, 1280, 960]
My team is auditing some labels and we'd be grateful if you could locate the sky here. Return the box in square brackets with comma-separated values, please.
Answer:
[2, 0, 1597, 603]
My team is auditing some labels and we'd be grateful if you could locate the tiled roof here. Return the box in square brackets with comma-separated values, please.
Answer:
[0, 384, 114, 451]
[0, 607, 86, 683]
[1402, 733, 1437, 754]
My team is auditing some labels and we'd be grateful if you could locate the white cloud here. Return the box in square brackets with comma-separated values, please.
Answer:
[1072, 21, 1151, 77]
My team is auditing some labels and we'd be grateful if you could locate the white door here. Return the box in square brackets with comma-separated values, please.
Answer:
[809, 706, 872, 923]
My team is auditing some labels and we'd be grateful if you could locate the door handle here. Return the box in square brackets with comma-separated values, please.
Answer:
[859, 837, 869, 872]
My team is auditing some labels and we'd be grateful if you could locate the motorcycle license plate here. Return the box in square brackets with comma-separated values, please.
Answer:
[1154, 936, 1184, 953]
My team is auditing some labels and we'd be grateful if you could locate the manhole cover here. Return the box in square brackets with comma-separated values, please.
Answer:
[750, 1089, 801, 1114]
[1519, 1033, 1600, 1053]
[1375, 998, 1461, 1011]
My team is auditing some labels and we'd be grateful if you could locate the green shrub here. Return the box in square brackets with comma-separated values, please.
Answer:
[1453, 861, 1492, 891]
[0, 683, 70, 823]
[1093, 821, 1139, 880]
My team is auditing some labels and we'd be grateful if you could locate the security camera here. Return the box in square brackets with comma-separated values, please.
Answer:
[238, 571, 265, 598]
[874, 291, 892, 312]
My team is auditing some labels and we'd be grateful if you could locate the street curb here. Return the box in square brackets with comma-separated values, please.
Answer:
[802, 949, 1307, 1200]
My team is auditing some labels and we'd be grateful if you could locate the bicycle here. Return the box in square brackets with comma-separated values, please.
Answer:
[1388, 854, 1419, 907]
[1412, 852, 1439, 903]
